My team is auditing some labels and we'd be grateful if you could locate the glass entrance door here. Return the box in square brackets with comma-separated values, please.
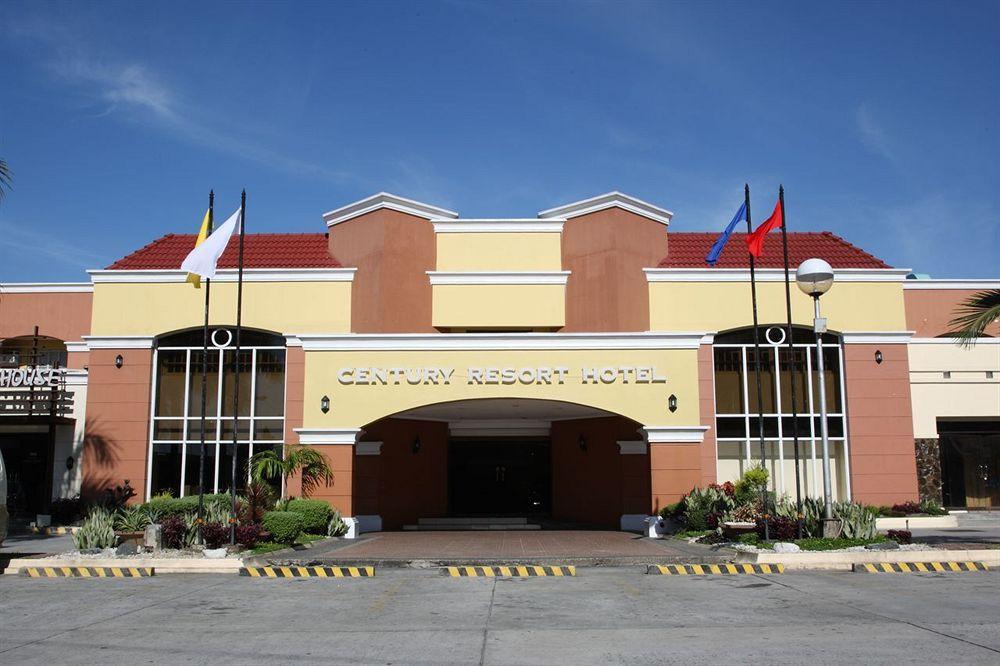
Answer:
[449, 440, 551, 516]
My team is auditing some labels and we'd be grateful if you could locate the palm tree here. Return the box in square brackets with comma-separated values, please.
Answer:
[0, 157, 11, 202]
[948, 289, 1000, 347]
[248, 443, 334, 498]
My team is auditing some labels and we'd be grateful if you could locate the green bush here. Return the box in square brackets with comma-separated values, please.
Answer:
[262, 511, 304, 544]
[658, 502, 682, 519]
[919, 499, 947, 516]
[74, 507, 117, 550]
[734, 466, 769, 505]
[284, 498, 332, 534]
[144, 493, 234, 518]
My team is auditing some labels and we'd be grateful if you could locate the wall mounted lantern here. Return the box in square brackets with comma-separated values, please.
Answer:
[578, 434, 587, 452]
[320, 395, 330, 413]
[668, 394, 678, 413]
[874, 350, 883, 365]
[114, 354, 124, 369]
[66, 456, 75, 471]
[411, 436, 422, 454]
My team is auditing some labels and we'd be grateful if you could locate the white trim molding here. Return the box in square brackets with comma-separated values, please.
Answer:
[449, 420, 551, 438]
[89, 268, 356, 284]
[356, 441, 383, 456]
[840, 331, 913, 345]
[909, 337, 1000, 346]
[0, 282, 93, 293]
[645, 268, 912, 283]
[61, 369, 89, 387]
[432, 219, 565, 233]
[617, 440, 648, 455]
[323, 192, 458, 227]
[81, 335, 155, 349]
[294, 331, 707, 352]
[283, 335, 303, 348]
[903, 279, 1000, 290]
[65, 341, 89, 353]
[643, 425, 710, 443]
[294, 428, 363, 445]
[538, 192, 673, 226]
[427, 271, 570, 286]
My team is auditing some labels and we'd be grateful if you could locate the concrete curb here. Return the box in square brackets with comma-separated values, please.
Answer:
[4, 557, 243, 575]
[875, 515, 958, 530]
[734, 548, 1000, 571]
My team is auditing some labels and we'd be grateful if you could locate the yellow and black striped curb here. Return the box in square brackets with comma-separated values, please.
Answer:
[647, 563, 784, 575]
[854, 562, 989, 574]
[24, 566, 153, 578]
[30, 526, 80, 536]
[240, 566, 374, 578]
[445, 565, 576, 577]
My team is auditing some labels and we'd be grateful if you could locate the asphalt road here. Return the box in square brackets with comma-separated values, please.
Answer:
[1, 568, 998, 665]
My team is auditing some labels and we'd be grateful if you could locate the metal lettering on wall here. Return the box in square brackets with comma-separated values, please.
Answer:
[336, 366, 667, 386]
[0, 368, 73, 416]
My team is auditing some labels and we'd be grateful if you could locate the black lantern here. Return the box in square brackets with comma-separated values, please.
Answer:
[320, 395, 330, 413]
[578, 434, 587, 452]
[114, 354, 124, 369]
[874, 350, 883, 365]
[668, 394, 678, 413]
[412, 436, 422, 454]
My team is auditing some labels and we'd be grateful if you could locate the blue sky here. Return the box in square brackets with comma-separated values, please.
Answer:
[1, 0, 997, 281]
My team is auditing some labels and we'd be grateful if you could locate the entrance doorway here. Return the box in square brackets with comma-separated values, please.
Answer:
[940, 421, 1000, 508]
[0, 432, 52, 518]
[449, 439, 551, 516]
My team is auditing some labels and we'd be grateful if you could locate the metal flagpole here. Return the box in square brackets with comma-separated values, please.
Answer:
[197, 191, 214, 544]
[230, 190, 246, 545]
[778, 185, 805, 537]
[745, 184, 770, 540]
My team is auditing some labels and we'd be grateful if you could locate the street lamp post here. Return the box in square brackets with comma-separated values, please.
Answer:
[795, 258, 836, 522]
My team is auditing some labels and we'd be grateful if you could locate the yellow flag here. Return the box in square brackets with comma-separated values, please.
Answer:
[186, 209, 212, 288]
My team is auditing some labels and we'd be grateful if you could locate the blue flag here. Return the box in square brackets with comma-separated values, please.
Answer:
[705, 202, 747, 266]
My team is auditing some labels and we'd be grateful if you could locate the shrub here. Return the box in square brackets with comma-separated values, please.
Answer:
[200, 522, 229, 549]
[756, 515, 797, 541]
[240, 481, 276, 523]
[161, 515, 189, 549]
[284, 498, 332, 534]
[50, 496, 83, 525]
[682, 486, 735, 529]
[887, 529, 912, 544]
[892, 501, 922, 515]
[795, 535, 886, 551]
[327, 510, 348, 537]
[236, 522, 263, 548]
[658, 502, 683, 519]
[834, 502, 878, 540]
[262, 511, 304, 544]
[96, 480, 137, 513]
[73, 508, 117, 550]
[145, 493, 235, 519]
[114, 505, 152, 533]
[919, 499, 947, 516]
[734, 466, 769, 505]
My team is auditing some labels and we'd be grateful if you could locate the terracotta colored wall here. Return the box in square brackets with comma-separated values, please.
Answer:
[327, 209, 436, 333]
[282, 346, 306, 498]
[649, 443, 703, 514]
[905, 289, 1000, 338]
[307, 445, 355, 516]
[561, 209, 667, 332]
[698, 343, 718, 487]
[81, 348, 152, 500]
[843, 343, 920, 505]
[550, 416, 648, 527]
[353, 418, 448, 529]
[0, 291, 93, 342]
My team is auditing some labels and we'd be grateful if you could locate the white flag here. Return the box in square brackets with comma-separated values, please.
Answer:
[180, 207, 240, 280]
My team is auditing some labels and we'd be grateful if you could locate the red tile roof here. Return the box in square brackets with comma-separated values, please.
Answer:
[659, 232, 891, 269]
[106, 233, 341, 270]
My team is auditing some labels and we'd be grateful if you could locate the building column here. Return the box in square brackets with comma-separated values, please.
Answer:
[644, 426, 710, 515]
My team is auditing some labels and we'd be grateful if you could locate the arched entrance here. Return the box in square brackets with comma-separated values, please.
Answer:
[351, 398, 649, 530]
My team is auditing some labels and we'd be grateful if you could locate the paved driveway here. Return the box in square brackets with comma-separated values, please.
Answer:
[1, 568, 998, 664]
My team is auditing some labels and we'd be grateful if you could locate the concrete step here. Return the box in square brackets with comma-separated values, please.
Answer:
[403, 523, 542, 531]
[417, 517, 529, 526]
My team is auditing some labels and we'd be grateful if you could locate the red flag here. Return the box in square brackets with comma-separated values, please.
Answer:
[746, 198, 783, 258]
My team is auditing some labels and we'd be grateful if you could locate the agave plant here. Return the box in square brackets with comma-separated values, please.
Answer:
[114, 505, 152, 533]
[833, 501, 878, 540]
[74, 507, 117, 550]
[327, 509, 349, 537]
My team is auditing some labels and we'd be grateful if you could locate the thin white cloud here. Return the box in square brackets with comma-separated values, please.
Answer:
[855, 103, 897, 163]
[0, 220, 104, 270]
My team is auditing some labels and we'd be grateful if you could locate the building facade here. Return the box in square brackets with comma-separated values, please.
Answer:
[1, 192, 997, 529]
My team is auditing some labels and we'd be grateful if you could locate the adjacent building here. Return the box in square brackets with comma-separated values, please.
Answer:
[1, 192, 997, 529]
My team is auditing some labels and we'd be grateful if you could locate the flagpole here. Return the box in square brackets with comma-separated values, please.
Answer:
[230, 190, 246, 545]
[197, 190, 214, 544]
[778, 185, 805, 537]
[745, 183, 770, 540]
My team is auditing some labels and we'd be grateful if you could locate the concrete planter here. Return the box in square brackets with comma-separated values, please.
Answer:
[875, 515, 958, 530]
[115, 531, 145, 547]
[735, 547, 1000, 571]
[721, 522, 756, 539]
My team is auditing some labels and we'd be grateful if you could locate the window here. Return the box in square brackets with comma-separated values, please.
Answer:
[713, 327, 850, 500]
[147, 328, 286, 498]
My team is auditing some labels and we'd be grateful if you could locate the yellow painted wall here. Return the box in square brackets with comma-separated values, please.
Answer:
[649, 281, 907, 332]
[436, 233, 563, 271]
[302, 347, 700, 428]
[908, 342, 1000, 438]
[432, 284, 566, 329]
[90, 281, 352, 336]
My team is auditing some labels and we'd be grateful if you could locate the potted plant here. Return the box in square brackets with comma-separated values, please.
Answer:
[113, 505, 153, 547]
